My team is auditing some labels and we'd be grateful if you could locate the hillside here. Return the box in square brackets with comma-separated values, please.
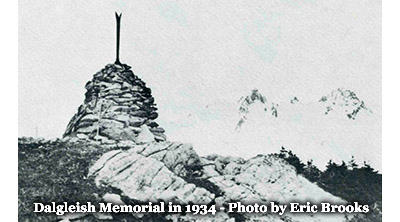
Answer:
[19, 137, 352, 222]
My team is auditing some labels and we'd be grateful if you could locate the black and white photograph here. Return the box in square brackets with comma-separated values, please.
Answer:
[17, 1, 384, 221]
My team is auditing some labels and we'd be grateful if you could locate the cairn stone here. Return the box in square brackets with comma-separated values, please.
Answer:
[63, 63, 167, 143]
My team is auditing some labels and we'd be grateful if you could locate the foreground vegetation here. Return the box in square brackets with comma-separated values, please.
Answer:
[275, 147, 382, 222]
[18, 138, 112, 222]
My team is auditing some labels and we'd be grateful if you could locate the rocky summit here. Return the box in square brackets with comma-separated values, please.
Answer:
[86, 141, 347, 222]
[63, 63, 166, 144]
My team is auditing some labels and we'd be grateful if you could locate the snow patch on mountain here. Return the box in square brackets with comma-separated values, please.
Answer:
[319, 88, 372, 120]
[236, 89, 278, 130]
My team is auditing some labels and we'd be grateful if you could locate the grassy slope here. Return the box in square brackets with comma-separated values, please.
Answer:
[18, 138, 111, 222]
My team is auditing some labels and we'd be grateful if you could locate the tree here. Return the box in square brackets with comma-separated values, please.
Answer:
[303, 160, 321, 182]
[278, 147, 305, 174]
[348, 156, 358, 170]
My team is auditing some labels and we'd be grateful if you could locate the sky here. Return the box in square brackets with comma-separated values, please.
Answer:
[19, 0, 381, 167]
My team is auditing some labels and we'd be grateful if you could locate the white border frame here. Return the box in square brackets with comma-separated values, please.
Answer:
[0, 0, 18, 220]
[383, 0, 400, 221]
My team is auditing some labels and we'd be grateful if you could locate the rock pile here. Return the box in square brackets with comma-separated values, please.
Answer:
[63, 63, 166, 144]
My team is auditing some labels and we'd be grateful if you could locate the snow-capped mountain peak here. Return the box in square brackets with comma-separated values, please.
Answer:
[319, 88, 371, 120]
[236, 89, 278, 130]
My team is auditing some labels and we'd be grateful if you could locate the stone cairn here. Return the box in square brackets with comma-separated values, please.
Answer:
[63, 63, 166, 144]
[64, 13, 166, 144]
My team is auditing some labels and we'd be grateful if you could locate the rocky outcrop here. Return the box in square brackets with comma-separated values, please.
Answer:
[88, 142, 348, 222]
[88, 142, 213, 205]
[201, 154, 345, 205]
[63, 63, 166, 144]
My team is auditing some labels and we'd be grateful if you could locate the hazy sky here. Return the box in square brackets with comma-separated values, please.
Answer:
[19, 0, 381, 145]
